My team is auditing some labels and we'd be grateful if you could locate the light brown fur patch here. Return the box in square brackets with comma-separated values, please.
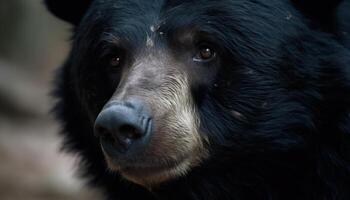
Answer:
[104, 53, 209, 188]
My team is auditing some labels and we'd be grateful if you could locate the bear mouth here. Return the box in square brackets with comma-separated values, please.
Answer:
[119, 160, 187, 179]
[119, 162, 191, 187]
[101, 146, 193, 186]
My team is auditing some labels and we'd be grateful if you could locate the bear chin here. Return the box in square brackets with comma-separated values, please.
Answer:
[102, 149, 196, 187]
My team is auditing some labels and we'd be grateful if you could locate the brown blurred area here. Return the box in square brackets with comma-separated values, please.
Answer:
[0, 1, 103, 199]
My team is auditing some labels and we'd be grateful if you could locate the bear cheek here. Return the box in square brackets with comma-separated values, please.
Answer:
[145, 72, 209, 170]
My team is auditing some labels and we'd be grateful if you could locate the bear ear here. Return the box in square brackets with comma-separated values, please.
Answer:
[44, 0, 93, 25]
[292, 0, 343, 13]
[292, 0, 344, 31]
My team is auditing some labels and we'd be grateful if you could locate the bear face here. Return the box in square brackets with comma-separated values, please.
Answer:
[62, 0, 298, 187]
[46, 0, 350, 199]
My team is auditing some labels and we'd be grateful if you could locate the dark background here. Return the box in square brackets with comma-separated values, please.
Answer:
[0, 1, 103, 199]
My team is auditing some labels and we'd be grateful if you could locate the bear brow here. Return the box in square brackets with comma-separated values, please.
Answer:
[101, 32, 121, 45]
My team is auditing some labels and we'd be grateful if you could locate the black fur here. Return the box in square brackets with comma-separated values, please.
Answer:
[47, 0, 350, 199]
[291, 0, 343, 31]
[45, 0, 93, 25]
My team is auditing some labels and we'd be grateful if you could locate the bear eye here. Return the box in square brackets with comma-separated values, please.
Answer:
[193, 45, 216, 62]
[110, 55, 121, 67]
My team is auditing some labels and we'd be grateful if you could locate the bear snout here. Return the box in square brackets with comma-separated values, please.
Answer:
[94, 99, 152, 155]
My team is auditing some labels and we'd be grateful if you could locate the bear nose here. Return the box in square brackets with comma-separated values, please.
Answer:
[94, 100, 152, 153]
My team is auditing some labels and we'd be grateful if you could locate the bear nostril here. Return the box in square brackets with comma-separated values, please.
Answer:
[95, 125, 117, 145]
[95, 124, 133, 152]
[119, 124, 142, 140]
[94, 125, 109, 138]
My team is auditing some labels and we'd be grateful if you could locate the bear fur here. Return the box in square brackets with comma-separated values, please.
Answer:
[46, 0, 350, 199]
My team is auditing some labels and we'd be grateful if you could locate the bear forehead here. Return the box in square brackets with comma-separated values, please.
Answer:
[91, 0, 229, 21]
[81, 0, 235, 51]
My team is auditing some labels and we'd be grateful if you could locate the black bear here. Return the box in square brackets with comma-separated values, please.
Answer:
[45, 0, 350, 199]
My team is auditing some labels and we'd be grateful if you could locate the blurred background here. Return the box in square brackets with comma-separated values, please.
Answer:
[0, 1, 103, 199]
